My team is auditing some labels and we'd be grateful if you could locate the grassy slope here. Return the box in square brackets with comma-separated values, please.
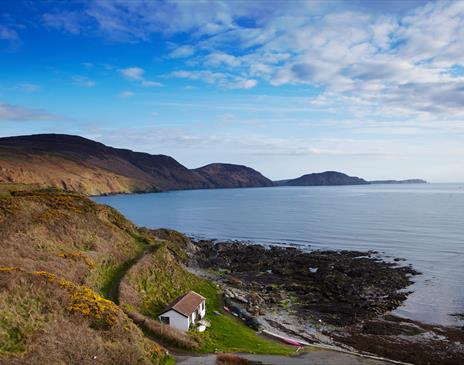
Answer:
[120, 246, 293, 355]
[0, 184, 172, 364]
[0, 152, 155, 195]
[0, 183, 291, 363]
[0, 268, 170, 364]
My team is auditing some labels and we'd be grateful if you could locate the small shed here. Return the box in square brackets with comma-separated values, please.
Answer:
[158, 291, 206, 331]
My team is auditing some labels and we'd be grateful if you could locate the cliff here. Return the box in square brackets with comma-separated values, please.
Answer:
[0, 134, 272, 195]
[193, 163, 273, 188]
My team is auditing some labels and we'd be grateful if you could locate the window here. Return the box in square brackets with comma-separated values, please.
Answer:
[160, 316, 170, 325]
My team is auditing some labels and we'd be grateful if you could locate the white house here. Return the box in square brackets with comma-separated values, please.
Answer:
[158, 291, 206, 331]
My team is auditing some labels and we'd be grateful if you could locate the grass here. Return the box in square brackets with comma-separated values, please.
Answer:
[123, 246, 294, 355]
[0, 269, 173, 365]
[190, 280, 293, 355]
[0, 286, 49, 354]
[0, 188, 181, 364]
[96, 261, 137, 300]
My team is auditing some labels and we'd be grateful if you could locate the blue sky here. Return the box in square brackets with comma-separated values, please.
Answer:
[1, 0, 464, 182]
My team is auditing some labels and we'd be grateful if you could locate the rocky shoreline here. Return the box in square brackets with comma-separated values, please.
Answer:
[189, 240, 464, 365]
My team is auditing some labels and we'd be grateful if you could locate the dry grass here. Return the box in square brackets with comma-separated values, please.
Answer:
[0, 189, 148, 294]
[0, 154, 154, 195]
[0, 269, 170, 364]
[127, 310, 200, 350]
[0, 188, 173, 364]
[121, 246, 205, 316]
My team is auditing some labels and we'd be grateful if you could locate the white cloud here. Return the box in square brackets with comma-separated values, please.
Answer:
[0, 25, 19, 42]
[0, 103, 62, 121]
[141, 80, 163, 87]
[171, 70, 257, 89]
[204, 52, 241, 68]
[72, 75, 96, 88]
[228, 78, 257, 89]
[119, 67, 162, 87]
[168, 45, 195, 58]
[17, 83, 40, 93]
[118, 90, 134, 98]
[119, 67, 144, 81]
[42, 11, 85, 34]
[32, 1, 464, 119]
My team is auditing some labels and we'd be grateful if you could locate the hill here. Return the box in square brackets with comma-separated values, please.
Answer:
[370, 179, 427, 184]
[193, 163, 273, 188]
[0, 134, 272, 195]
[0, 184, 290, 363]
[0, 184, 172, 364]
[277, 171, 369, 186]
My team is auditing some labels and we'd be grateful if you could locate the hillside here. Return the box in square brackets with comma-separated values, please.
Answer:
[0, 184, 172, 364]
[194, 163, 273, 188]
[0, 134, 273, 195]
[277, 171, 369, 186]
[0, 184, 290, 363]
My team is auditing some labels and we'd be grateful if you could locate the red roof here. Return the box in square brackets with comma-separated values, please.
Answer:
[160, 291, 205, 317]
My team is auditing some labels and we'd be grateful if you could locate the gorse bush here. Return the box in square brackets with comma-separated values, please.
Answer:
[0, 268, 171, 364]
[66, 285, 119, 328]
[32, 271, 119, 328]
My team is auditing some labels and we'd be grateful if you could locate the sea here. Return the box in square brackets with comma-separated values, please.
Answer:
[93, 183, 464, 327]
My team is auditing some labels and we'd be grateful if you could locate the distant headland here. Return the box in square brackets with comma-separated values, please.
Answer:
[0, 134, 426, 195]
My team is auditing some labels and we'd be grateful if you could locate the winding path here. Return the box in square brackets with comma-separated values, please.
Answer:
[106, 244, 395, 365]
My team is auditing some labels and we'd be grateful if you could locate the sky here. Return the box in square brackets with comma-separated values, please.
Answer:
[0, 0, 463, 182]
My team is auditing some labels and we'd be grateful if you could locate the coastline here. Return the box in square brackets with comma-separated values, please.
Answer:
[92, 182, 464, 329]
[90, 181, 430, 198]
[186, 239, 464, 365]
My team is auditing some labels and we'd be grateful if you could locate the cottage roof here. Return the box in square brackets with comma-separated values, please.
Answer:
[159, 291, 205, 317]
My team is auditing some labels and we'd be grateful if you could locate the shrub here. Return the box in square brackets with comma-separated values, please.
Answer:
[216, 354, 251, 365]
[66, 285, 119, 328]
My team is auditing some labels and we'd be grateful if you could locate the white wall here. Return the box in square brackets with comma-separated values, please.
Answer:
[159, 310, 189, 331]
[199, 300, 206, 319]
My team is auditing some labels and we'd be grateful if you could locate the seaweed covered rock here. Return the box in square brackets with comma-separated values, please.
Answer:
[195, 241, 419, 326]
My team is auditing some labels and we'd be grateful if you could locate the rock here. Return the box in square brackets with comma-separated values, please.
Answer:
[194, 240, 420, 326]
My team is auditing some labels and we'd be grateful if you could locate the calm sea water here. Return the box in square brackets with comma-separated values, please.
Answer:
[94, 184, 464, 326]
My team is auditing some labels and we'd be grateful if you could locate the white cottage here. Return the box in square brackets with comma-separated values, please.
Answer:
[158, 291, 206, 331]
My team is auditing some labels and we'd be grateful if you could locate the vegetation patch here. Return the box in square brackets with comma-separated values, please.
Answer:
[216, 354, 253, 365]
[0, 280, 50, 354]
[57, 251, 95, 268]
[66, 284, 119, 328]
[120, 246, 293, 355]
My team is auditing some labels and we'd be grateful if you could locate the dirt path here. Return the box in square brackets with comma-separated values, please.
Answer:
[106, 244, 159, 304]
